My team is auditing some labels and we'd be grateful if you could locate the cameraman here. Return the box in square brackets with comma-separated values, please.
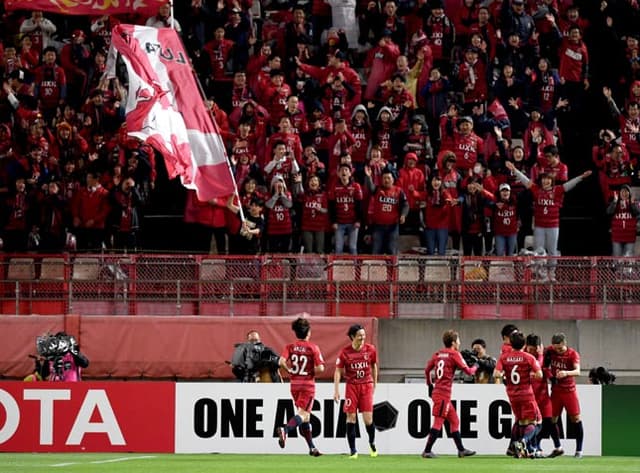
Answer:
[37, 332, 89, 381]
[461, 339, 496, 384]
[230, 330, 282, 383]
[589, 366, 616, 385]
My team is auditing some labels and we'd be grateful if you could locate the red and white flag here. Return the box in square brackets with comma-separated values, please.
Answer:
[107, 24, 235, 201]
[5, 0, 166, 15]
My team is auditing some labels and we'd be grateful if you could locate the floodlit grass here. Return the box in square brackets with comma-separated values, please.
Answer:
[0, 453, 639, 473]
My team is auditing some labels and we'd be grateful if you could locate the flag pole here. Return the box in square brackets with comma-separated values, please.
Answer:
[169, 1, 175, 30]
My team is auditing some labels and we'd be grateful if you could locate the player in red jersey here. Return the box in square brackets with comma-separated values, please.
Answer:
[526, 334, 562, 457]
[333, 324, 378, 459]
[421, 330, 477, 459]
[499, 323, 520, 455]
[500, 324, 519, 354]
[543, 333, 583, 458]
[494, 331, 543, 458]
[277, 318, 325, 457]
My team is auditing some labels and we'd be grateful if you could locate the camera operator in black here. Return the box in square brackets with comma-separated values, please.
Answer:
[230, 330, 282, 383]
[589, 367, 616, 385]
[36, 332, 89, 381]
[460, 339, 496, 384]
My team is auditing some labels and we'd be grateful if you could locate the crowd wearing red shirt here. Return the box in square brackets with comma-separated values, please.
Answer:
[0, 0, 639, 255]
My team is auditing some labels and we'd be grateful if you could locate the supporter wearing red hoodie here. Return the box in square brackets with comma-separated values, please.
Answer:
[71, 171, 110, 251]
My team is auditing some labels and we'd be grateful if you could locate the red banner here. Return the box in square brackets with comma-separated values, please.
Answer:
[4, 0, 166, 15]
[0, 382, 174, 452]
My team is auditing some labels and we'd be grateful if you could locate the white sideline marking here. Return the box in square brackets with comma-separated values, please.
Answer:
[52, 455, 156, 467]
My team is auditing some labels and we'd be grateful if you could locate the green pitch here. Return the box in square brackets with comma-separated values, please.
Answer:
[0, 453, 638, 473]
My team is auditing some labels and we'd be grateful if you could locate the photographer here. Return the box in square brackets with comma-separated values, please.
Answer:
[230, 330, 282, 383]
[589, 366, 616, 385]
[460, 339, 496, 384]
[35, 332, 89, 381]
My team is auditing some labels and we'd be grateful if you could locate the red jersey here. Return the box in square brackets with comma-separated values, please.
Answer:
[281, 340, 325, 390]
[531, 184, 565, 228]
[231, 85, 254, 110]
[329, 181, 363, 224]
[558, 39, 588, 83]
[381, 88, 415, 132]
[535, 71, 560, 113]
[336, 343, 377, 385]
[546, 347, 580, 392]
[496, 350, 540, 402]
[501, 342, 513, 354]
[34, 65, 67, 109]
[71, 185, 110, 228]
[203, 38, 234, 80]
[4, 192, 29, 231]
[266, 194, 293, 235]
[531, 352, 552, 410]
[368, 186, 406, 225]
[309, 116, 334, 152]
[424, 15, 454, 61]
[373, 123, 394, 162]
[618, 115, 640, 155]
[348, 122, 371, 164]
[265, 132, 302, 167]
[425, 348, 475, 399]
[327, 131, 356, 171]
[531, 162, 568, 184]
[264, 84, 292, 126]
[458, 60, 488, 103]
[300, 190, 329, 232]
[424, 189, 453, 229]
[493, 199, 518, 236]
[610, 199, 638, 243]
[454, 132, 484, 171]
[285, 110, 309, 135]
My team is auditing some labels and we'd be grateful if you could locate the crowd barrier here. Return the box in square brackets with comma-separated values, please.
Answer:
[1, 254, 639, 319]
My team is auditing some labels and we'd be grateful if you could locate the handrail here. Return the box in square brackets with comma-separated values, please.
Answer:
[1, 254, 639, 318]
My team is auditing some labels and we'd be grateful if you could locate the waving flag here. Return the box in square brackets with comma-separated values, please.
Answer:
[5, 0, 167, 15]
[107, 24, 235, 201]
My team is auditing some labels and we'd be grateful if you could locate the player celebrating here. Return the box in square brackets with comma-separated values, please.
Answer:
[422, 330, 477, 459]
[277, 318, 325, 457]
[333, 324, 378, 459]
[525, 334, 563, 457]
[544, 333, 584, 458]
[494, 331, 543, 458]
[500, 324, 519, 353]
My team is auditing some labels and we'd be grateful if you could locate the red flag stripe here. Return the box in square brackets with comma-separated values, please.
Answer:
[5, 0, 166, 15]
[108, 25, 235, 201]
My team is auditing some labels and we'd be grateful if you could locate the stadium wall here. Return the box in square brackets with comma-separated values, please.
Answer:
[1, 316, 637, 382]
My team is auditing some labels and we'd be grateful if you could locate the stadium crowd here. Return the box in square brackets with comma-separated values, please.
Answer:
[0, 0, 639, 256]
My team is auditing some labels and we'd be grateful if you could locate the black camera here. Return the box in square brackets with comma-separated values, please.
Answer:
[231, 342, 281, 383]
[589, 366, 616, 385]
[460, 349, 479, 367]
[36, 332, 77, 378]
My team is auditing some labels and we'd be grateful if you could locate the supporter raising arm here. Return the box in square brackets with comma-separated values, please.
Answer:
[505, 160, 591, 279]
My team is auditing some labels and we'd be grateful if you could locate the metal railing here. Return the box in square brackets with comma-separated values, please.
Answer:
[1, 254, 639, 319]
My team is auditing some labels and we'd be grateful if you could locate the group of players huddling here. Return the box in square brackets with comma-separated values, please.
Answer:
[275, 319, 582, 459]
